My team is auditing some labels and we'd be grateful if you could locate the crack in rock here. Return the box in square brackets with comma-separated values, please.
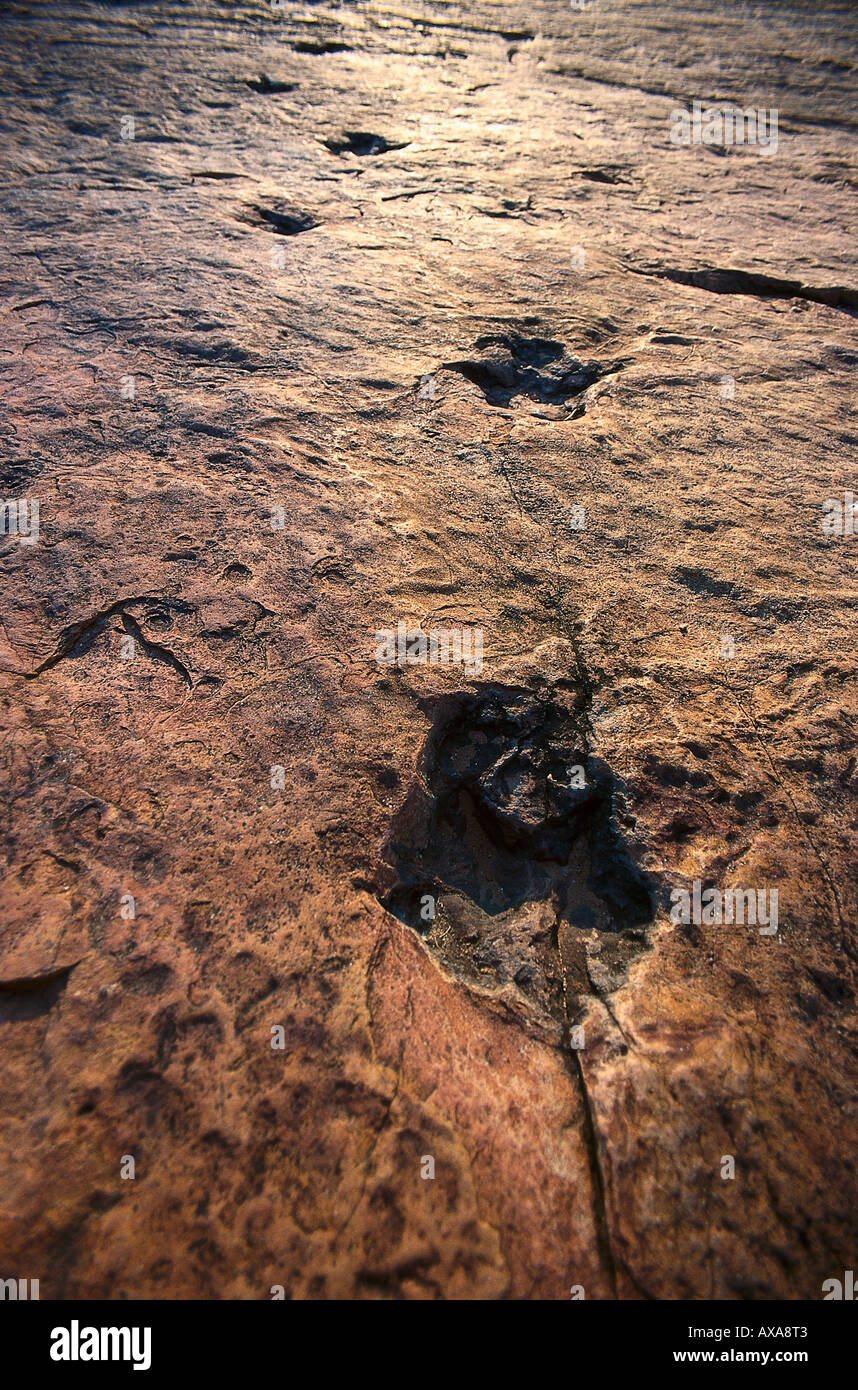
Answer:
[290, 39, 351, 56]
[24, 596, 196, 681]
[636, 263, 858, 312]
[119, 612, 193, 688]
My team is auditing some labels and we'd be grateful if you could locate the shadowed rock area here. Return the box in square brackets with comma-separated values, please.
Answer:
[381, 682, 654, 1032]
[0, 0, 857, 1301]
[441, 334, 620, 409]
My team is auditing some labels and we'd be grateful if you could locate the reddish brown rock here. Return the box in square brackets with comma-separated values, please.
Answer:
[0, 0, 856, 1300]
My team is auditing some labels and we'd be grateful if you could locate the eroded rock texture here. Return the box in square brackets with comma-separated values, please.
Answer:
[1, 0, 857, 1300]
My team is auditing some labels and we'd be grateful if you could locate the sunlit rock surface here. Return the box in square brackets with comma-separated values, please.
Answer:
[1, 0, 856, 1299]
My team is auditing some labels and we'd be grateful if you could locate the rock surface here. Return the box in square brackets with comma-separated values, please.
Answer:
[1, 0, 857, 1299]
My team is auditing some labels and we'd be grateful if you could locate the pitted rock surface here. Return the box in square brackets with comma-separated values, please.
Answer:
[1, 0, 857, 1300]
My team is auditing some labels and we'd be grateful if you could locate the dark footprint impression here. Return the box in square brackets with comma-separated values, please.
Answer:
[379, 683, 655, 1033]
[323, 131, 409, 156]
[439, 333, 623, 410]
[238, 202, 318, 235]
[245, 74, 298, 94]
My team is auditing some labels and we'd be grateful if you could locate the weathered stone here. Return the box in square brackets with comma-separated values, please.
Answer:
[0, 0, 856, 1301]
